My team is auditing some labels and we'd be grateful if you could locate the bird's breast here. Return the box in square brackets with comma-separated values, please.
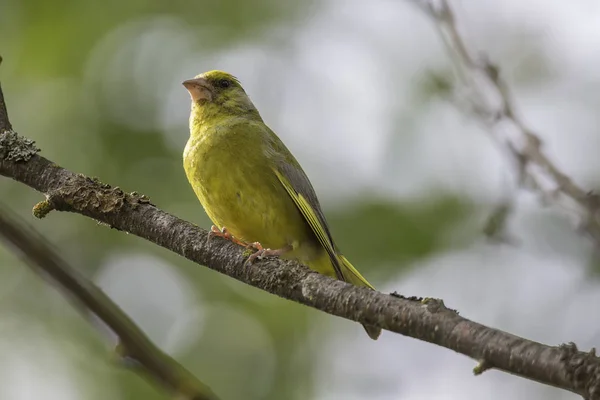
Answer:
[183, 124, 314, 253]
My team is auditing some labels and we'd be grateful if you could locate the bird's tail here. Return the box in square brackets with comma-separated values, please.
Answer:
[307, 253, 382, 340]
[338, 255, 382, 340]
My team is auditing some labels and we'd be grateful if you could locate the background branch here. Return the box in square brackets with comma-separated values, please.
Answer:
[1, 74, 600, 399]
[412, 0, 600, 244]
[0, 206, 219, 400]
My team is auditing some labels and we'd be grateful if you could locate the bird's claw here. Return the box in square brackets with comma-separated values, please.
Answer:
[245, 249, 266, 266]
[208, 225, 248, 247]
[247, 241, 264, 251]
[244, 242, 266, 266]
[244, 243, 291, 266]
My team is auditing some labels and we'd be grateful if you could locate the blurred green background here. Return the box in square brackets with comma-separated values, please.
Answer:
[2, 0, 600, 399]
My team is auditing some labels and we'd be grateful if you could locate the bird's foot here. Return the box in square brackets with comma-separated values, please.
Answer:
[208, 225, 248, 247]
[244, 242, 292, 266]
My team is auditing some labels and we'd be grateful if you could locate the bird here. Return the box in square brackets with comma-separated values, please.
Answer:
[182, 70, 381, 340]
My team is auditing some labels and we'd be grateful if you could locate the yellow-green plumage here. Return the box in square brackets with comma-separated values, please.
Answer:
[182, 70, 381, 340]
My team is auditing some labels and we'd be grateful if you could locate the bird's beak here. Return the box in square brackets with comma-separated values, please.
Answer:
[182, 77, 212, 102]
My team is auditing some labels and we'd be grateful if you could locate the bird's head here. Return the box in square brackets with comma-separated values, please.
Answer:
[183, 70, 260, 119]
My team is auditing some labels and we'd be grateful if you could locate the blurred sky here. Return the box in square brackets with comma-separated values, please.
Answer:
[1, 0, 600, 399]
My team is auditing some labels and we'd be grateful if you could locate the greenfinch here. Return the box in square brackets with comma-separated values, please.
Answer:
[182, 70, 381, 340]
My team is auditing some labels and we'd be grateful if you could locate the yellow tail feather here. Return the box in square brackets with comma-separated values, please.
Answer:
[339, 255, 381, 340]
[338, 255, 374, 289]
[308, 254, 381, 340]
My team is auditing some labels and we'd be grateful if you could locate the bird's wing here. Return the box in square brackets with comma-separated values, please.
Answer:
[272, 163, 344, 279]
[273, 163, 373, 288]
[261, 125, 373, 286]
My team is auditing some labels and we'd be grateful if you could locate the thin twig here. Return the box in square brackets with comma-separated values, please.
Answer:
[412, 0, 600, 244]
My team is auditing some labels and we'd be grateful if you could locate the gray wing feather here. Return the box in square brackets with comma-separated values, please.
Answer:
[276, 161, 337, 246]
[263, 129, 344, 279]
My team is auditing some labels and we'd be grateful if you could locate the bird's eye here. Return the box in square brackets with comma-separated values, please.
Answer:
[218, 79, 231, 88]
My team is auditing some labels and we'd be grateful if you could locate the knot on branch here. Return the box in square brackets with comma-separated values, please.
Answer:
[112, 341, 143, 369]
[473, 359, 493, 375]
[421, 297, 458, 314]
[560, 342, 600, 399]
[0, 130, 39, 162]
[483, 202, 513, 242]
[585, 191, 600, 219]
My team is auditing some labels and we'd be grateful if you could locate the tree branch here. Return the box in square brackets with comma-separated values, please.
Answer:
[1, 63, 600, 397]
[412, 0, 600, 244]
